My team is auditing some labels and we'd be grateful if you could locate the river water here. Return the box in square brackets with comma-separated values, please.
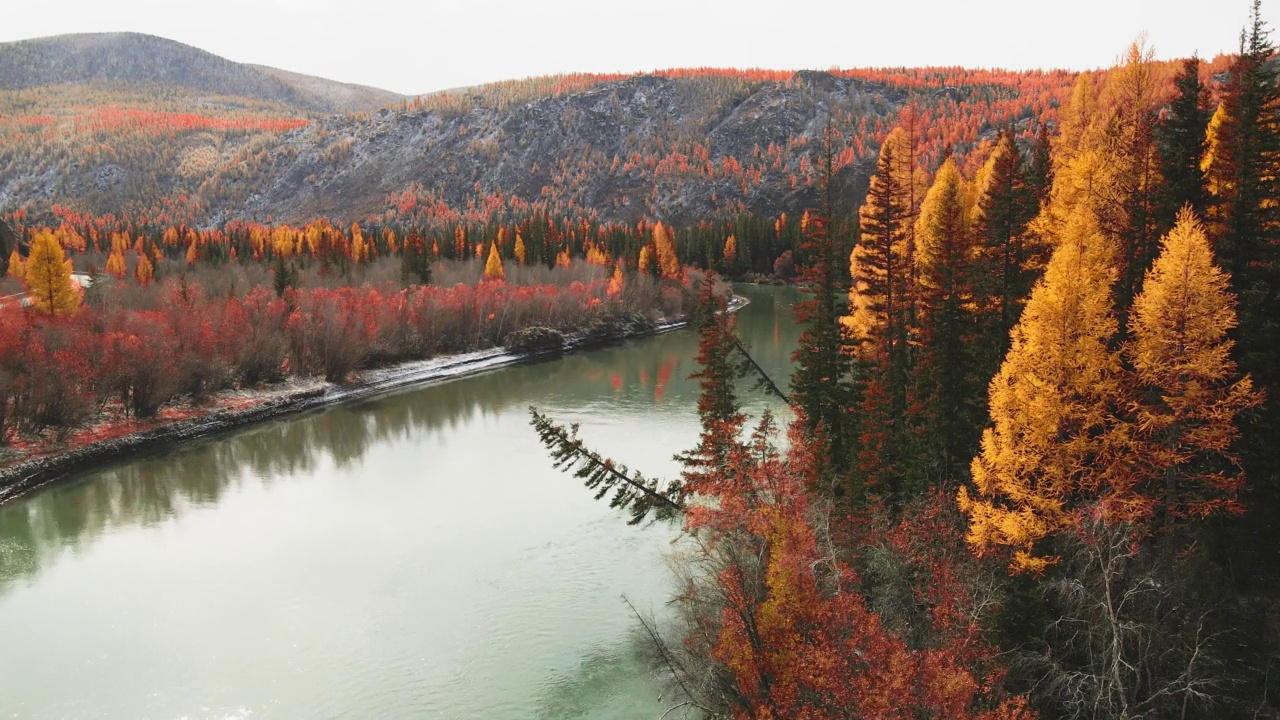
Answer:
[0, 284, 801, 720]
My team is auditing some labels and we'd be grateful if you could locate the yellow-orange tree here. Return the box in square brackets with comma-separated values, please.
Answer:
[653, 222, 681, 280]
[958, 213, 1123, 573]
[513, 233, 527, 265]
[105, 248, 127, 279]
[483, 242, 505, 282]
[1127, 209, 1262, 525]
[25, 230, 81, 316]
[135, 252, 155, 288]
[960, 208, 1260, 571]
[6, 250, 25, 280]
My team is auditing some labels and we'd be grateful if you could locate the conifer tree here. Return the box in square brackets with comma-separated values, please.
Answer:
[105, 248, 127, 279]
[653, 222, 681, 280]
[677, 275, 747, 489]
[1155, 56, 1212, 234]
[914, 158, 979, 485]
[135, 252, 155, 288]
[1128, 209, 1262, 525]
[484, 242, 505, 282]
[514, 233, 527, 265]
[24, 230, 80, 316]
[1207, 1, 1280, 574]
[849, 128, 916, 498]
[972, 131, 1040, 356]
[959, 213, 1122, 573]
[792, 125, 858, 488]
[271, 254, 295, 296]
[722, 234, 738, 274]
[6, 250, 24, 280]
[1027, 122, 1054, 205]
[400, 232, 431, 285]
[1108, 40, 1165, 324]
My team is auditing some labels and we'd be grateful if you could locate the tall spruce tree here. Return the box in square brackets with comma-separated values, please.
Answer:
[1205, 1, 1280, 588]
[1155, 56, 1212, 234]
[677, 274, 747, 489]
[1027, 122, 1054, 205]
[973, 130, 1040, 359]
[791, 124, 858, 491]
[913, 158, 980, 487]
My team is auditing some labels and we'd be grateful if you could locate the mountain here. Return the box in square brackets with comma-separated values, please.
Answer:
[0, 32, 404, 114]
[0, 34, 1078, 228]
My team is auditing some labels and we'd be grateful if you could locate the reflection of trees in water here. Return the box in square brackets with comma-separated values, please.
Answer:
[0, 286, 802, 592]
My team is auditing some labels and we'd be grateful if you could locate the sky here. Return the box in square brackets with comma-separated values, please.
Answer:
[1, 0, 1272, 96]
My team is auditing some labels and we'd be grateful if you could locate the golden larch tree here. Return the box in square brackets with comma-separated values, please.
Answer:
[653, 222, 681, 280]
[607, 260, 625, 297]
[135, 252, 154, 288]
[638, 245, 654, 275]
[514, 233, 527, 265]
[6, 250, 24, 280]
[105, 248, 127, 278]
[483, 242, 505, 282]
[25, 230, 81, 316]
[958, 213, 1124, 573]
[1127, 208, 1263, 523]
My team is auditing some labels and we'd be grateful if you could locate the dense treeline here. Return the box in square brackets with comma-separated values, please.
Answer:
[0, 226, 692, 445]
[535, 6, 1280, 719]
[2, 203, 797, 286]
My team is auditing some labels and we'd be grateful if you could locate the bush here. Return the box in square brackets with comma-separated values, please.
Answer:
[503, 326, 565, 354]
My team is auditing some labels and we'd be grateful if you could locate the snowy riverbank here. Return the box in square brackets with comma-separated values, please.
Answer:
[0, 297, 753, 506]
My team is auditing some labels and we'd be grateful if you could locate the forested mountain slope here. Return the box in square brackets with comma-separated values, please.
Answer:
[0, 33, 1077, 227]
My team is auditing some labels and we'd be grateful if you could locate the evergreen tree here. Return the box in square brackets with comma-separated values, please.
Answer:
[1207, 1, 1280, 585]
[400, 232, 432, 285]
[913, 158, 980, 487]
[1026, 121, 1054, 205]
[676, 274, 747, 489]
[1155, 56, 1212, 234]
[972, 130, 1040, 357]
[791, 125, 858, 490]
[272, 254, 297, 297]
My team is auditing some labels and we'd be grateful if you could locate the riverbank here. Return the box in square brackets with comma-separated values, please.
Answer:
[0, 295, 747, 506]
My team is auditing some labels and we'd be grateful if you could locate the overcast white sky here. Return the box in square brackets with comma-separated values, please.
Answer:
[2, 0, 1271, 95]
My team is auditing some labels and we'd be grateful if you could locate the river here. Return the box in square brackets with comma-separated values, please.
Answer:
[0, 284, 801, 720]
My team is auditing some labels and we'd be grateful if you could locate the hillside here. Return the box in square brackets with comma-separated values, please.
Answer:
[0, 32, 404, 113]
[0, 33, 1079, 228]
[249, 64, 407, 114]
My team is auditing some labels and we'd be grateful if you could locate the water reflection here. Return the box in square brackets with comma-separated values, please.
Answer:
[0, 285, 801, 596]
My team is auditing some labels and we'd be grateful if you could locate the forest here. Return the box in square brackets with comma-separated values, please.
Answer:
[530, 7, 1280, 720]
[1, 5, 1279, 718]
